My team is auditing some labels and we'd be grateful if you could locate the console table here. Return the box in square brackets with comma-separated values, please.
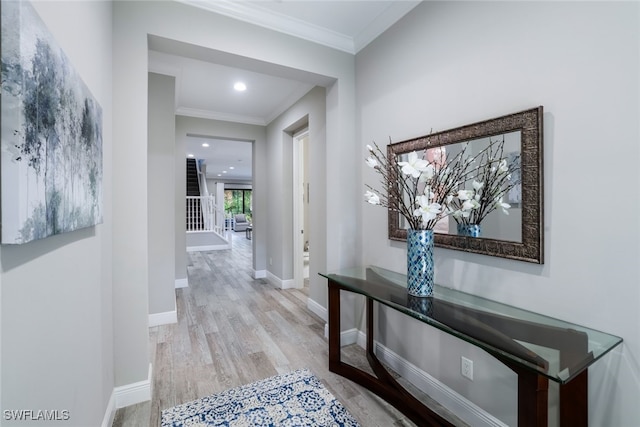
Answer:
[320, 266, 622, 427]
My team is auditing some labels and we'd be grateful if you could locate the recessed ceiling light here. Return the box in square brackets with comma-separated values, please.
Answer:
[187, 154, 194, 157]
[217, 174, 221, 177]
[202, 143, 209, 147]
[229, 166, 235, 170]
[222, 171, 227, 174]
[234, 82, 247, 92]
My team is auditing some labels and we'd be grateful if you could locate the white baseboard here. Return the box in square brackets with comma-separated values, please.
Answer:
[114, 363, 153, 409]
[149, 309, 177, 327]
[307, 297, 326, 321]
[253, 269, 267, 279]
[187, 244, 230, 252]
[149, 298, 177, 327]
[175, 278, 188, 288]
[281, 279, 297, 289]
[101, 390, 116, 427]
[323, 324, 360, 347]
[356, 334, 506, 427]
[266, 271, 299, 289]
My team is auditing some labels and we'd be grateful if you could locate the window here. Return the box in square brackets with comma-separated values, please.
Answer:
[224, 189, 252, 219]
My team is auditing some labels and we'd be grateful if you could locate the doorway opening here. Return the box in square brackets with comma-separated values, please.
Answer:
[293, 128, 309, 288]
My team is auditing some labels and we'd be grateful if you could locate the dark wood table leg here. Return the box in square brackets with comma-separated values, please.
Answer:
[499, 358, 549, 427]
[328, 280, 342, 372]
[519, 371, 549, 427]
[560, 370, 587, 426]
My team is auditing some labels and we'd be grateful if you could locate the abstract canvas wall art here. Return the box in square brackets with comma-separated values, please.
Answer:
[1, 1, 103, 244]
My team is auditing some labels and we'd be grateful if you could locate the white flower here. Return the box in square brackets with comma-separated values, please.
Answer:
[498, 159, 509, 173]
[398, 151, 429, 178]
[495, 196, 510, 214]
[413, 195, 442, 224]
[462, 199, 480, 211]
[422, 187, 435, 200]
[364, 191, 380, 205]
[366, 144, 374, 152]
[457, 190, 473, 201]
[365, 157, 378, 168]
[418, 164, 436, 182]
[472, 180, 484, 192]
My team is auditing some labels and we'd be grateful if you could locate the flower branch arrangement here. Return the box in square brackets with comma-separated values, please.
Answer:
[364, 137, 520, 232]
[448, 137, 521, 227]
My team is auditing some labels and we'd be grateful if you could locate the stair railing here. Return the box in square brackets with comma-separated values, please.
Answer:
[186, 195, 228, 237]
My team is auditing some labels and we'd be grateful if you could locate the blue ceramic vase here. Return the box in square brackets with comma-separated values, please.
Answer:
[407, 229, 434, 297]
[457, 223, 482, 238]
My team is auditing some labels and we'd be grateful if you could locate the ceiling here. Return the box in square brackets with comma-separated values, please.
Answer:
[149, 0, 421, 181]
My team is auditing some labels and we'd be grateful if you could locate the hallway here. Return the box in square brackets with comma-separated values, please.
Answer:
[112, 232, 462, 426]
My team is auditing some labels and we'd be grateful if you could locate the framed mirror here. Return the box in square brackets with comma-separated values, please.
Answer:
[388, 106, 544, 264]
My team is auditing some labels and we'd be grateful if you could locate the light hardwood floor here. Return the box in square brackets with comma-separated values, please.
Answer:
[112, 232, 466, 427]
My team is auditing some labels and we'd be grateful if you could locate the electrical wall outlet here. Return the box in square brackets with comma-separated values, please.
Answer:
[461, 356, 474, 381]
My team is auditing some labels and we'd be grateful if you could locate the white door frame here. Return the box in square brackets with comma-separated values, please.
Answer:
[292, 129, 308, 289]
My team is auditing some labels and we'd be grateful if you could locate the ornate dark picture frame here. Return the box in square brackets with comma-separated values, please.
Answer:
[388, 107, 544, 264]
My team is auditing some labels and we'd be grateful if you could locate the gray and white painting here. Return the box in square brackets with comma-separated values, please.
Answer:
[1, 1, 103, 244]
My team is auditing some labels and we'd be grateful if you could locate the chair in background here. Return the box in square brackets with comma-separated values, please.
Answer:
[233, 214, 250, 232]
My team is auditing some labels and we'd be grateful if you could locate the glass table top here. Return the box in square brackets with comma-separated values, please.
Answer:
[320, 266, 623, 384]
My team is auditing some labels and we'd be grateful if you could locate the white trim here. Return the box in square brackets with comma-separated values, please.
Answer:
[340, 328, 359, 346]
[175, 278, 188, 289]
[187, 244, 230, 252]
[114, 363, 153, 409]
[149, 309, 177, 327]
[149, 297, 178, 327]
[356, 329, 367, 348]
[292, 129, 308, 291]
[266, 270, 299, 289]
[176, 0, 420, 54]
[307, 297, 326, 321]
[176, 0, 354, 53]
[253, 269, 267, 279]
[358, 337, 507, 427]
[100, 390, 116, 427]
[323, 324, 359, 346]
[281, 279, 297, 289]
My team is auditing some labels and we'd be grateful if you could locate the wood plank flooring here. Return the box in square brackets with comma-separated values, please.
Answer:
[112, 232, 467, 427]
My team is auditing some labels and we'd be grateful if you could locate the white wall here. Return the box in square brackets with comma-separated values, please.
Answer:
[148, 73, 176, 316]
[0, 1, 114, 426]
[112, 0, 150, 389]
[357, 2, 639, 426]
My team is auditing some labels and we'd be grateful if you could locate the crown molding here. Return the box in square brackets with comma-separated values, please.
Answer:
[177, 0, 356, 53]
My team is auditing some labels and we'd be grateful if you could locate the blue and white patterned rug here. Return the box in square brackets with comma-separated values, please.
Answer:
[161, 368, 361, 427]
